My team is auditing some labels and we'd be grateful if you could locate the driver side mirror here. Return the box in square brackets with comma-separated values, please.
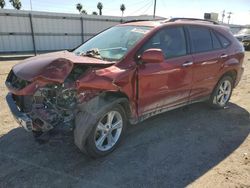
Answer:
[141, 48, 164, 64]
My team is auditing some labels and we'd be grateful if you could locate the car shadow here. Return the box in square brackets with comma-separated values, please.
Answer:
[0, 102, 249, 188]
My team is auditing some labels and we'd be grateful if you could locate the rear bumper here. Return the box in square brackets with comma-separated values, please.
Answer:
[6, 93, 33, 132]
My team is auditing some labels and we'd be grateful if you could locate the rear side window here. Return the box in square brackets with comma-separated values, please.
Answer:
[211, 31, 222, 49]
[216, 32, 231, 48]
[188, 26, 213, 53]
[141, 27, 187, 59]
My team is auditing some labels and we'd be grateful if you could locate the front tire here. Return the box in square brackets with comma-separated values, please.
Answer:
[76, 104, 127, 158]
[208, 76, 233, 109]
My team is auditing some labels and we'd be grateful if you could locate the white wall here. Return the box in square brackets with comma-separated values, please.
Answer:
[0, 9, 124, 54]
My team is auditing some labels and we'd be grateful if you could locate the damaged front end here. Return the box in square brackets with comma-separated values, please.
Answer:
[6, 84, 77, 132]
[27, 84, 77, 132]
[5, 56, 111, 133]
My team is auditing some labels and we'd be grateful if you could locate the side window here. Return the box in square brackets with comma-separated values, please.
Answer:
[188, 26, 213, 53]
[216, 32, 231, 48]
[211, 30, 222, 49]
[141, 27, 187, 59]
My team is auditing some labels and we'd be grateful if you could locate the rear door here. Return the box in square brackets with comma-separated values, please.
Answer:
[187, 26, 227, 100]
[137, 26, 194, 115]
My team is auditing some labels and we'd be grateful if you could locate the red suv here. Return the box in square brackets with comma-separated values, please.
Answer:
[6, 18, 245, 158]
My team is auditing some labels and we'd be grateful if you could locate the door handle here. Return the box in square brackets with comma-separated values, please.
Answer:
[182, 61, 193, 67]
[220, 54, 228, 58]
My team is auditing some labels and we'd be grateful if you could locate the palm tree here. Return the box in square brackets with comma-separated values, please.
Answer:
[81, 9, 87, 14]
[76, 3, 82, 13]
[0, 0, 5, 8]
[92, 11, 98, 15]
[97, 2, 103, 15]
[120, 4, 125, 17]
[9, 0, 21, 10]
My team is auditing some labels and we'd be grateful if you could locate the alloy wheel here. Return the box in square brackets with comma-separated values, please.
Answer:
[94, 111, 123, 151]
[216, 80, 232, 106]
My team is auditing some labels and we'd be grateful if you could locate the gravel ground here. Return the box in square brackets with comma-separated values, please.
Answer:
[0, 52, 249, 188]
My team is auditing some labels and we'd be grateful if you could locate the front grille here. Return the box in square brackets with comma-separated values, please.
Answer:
[6, 70, 31, 90]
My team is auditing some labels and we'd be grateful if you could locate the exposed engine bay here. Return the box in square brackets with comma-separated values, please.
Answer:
[10, 64, 91, 132]
[30, 84, 77, 131]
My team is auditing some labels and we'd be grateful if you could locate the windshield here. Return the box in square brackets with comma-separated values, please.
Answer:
[74, 26, 152, 61]
[238, 28, 250, 35]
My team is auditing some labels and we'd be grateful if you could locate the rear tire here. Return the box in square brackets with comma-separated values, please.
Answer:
[208, 76, 233, 109]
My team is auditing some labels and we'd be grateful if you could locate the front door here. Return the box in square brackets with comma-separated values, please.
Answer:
[137, 26, 193, 116]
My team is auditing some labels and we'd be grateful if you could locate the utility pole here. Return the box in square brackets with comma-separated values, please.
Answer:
[227, 12, 232, 24]
[153, 0, 157, 19]
[29, 0, 37, 55]
[30, 0, 33, 11]
[221, 10, 225, 23]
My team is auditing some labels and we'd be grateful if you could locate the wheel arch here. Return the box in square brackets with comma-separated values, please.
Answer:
[102, 91, 132, 121]
[208, 70, 235, 109]
[209, 69, 237, 101]
[220, 69, 237, 87]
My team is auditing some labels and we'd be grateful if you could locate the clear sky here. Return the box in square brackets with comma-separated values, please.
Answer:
[3, 0, 250, 25]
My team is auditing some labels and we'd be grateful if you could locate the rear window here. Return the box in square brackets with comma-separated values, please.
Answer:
[188, 26, 213, 53]
[216, 32, 231, 48]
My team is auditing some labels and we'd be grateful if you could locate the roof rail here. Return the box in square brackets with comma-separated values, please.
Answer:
[122, 18, 165, 23]
[166, 18, 219, 25]
[123, 19, 151, 23]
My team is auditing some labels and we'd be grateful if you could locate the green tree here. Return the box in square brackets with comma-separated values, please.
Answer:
[9, 0, 22, 10]
[97, 2, 103, 15]
[92, 11, 98, 15]
[0, 0, 5, 8]
[81, 9, 87, 14]
[76, 3, 82, 13]
[120, 4, 125, 17]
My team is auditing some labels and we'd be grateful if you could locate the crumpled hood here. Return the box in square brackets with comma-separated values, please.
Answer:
[12, 51, 115, 82]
